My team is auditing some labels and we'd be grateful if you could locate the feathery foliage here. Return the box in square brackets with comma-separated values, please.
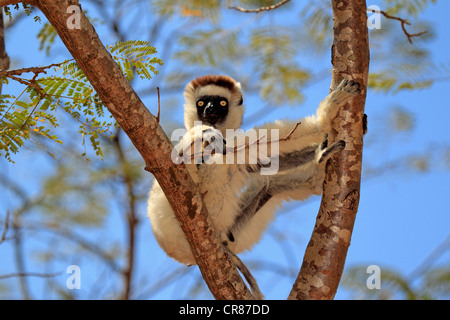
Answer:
[250, 27, 309, 106]
[107, 40, 163, 81]
[368, 61, 450, 93]
[3, 3, 33, 21]
[342, 265, 450, 299]
[175, 28, 241, 67]
[384, 0, 437, 17]
[0, 41, 162, 162]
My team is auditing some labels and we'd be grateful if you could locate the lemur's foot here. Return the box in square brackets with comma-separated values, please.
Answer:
[200, 127, 225, 150]
[329, 79, 361, 107]
[318, 139, 346, 163]
[336, 79, 361, 95]
[196, 127, 226, 164]
[175, 126, 225, 165]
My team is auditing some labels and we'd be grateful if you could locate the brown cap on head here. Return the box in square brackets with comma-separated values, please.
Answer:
[190, 75, 240, 93]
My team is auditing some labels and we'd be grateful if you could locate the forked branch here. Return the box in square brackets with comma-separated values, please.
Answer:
[372, 9, 428, 43]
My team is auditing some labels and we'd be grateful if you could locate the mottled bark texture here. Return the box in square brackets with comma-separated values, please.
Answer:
[15, 0, 253, 299]
[288, 0, 369, 300]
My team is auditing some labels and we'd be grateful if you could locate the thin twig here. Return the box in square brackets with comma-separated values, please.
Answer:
[0, 61, 68, 98]
[156, 87, 161, 124]
[4, 74, 45, 97]
[407, 232, 450, 281]
[0, 271, 62, 280]
[0, 211, 11, 244]
[180, 121, 302, 163]
[278, 121, 302, 142]
[229, 0, 291, 13]
[240, 121, 302, 147]
[20, 222, 122, 273]
[0, 61, 65, 75]
[114, 129, 139, 300]
[232, 134, 265, 152]
[12, 217, 30, 299]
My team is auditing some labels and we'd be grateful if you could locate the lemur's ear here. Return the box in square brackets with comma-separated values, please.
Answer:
[235, 82, 243, 106]
[238, 95, 244, 106]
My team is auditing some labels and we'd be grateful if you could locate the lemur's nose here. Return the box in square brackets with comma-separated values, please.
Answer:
[204, 102, 216, 115]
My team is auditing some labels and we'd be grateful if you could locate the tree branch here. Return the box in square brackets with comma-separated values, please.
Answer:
[27, 0, 253, 299]
[0, 211, 10, 244]
[0, 10, 10, 94]
[0, 62, 65, 97]
[12, 214, 31, 299]
[0, 62, 65, 76]
[288, 0, 369, 300]
[0, 271, 62, 280]
[21, 221, 123, 273]
[375, 9, 428, 44]
[114, 129, 139, 300]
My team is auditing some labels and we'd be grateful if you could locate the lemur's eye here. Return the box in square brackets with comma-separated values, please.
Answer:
[197, 101, 204, 107]
[220, 100, 227, 107]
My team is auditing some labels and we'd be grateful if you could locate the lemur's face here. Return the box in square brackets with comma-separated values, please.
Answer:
[195, 95, 229, 126]
[183, 75, 244, 133]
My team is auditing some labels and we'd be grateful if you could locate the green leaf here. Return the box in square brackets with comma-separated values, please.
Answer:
[1, 39, 161, 161]
[108, 40, 163, 81]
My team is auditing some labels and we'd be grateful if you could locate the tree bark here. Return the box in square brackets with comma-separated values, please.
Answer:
[0, 10, 11, 94]
[14, 0, 253, 299]
[288, 0, 369, 300]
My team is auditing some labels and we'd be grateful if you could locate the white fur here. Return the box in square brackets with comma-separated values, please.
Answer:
[148, 78, 359, 265]
[148, 126, 250, 264]
[226, 80, 360, 253]
[229, 143, 329, 254]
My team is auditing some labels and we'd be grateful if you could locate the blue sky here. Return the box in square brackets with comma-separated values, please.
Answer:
[1, 1, 449, 300]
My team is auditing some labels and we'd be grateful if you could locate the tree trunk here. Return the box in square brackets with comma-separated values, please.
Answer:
[288, 0, 369, 300]
[14, 0, 253, 300]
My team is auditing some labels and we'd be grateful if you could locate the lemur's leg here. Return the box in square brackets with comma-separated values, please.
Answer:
[318, 139, 345, 163]
[246, 137, 345, 174]
[317, 80, 361, 133]
[227, 139, 345, 243]
[246, 144, 317, 173]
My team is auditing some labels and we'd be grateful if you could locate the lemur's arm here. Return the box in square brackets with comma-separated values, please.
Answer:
[226, 138, 346, 243]
[224, 80, 363, 248]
